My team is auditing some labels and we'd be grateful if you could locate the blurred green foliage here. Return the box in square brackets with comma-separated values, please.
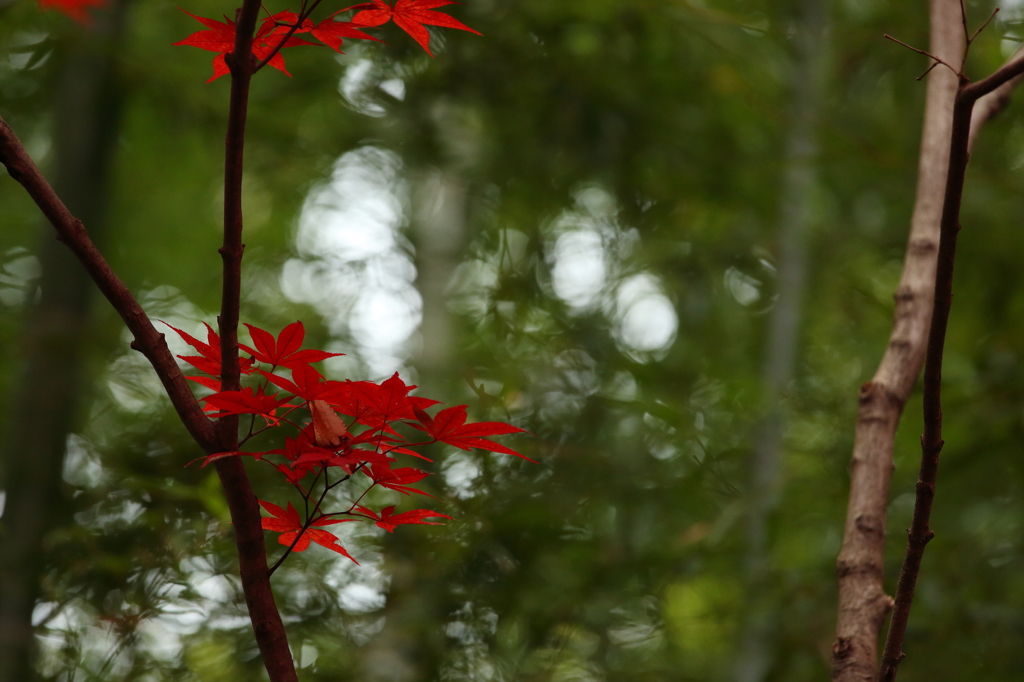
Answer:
[2, 0, 1024, 680]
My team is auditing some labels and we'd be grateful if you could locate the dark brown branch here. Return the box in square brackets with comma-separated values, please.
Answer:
[878, 53, 1024, 682]
[215, 2, 298, 681]
[0, 117, 217, 452]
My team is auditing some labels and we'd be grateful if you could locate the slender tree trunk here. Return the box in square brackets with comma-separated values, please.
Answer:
[0, 4, 127, 680]
[831, 2, 962, 679]
[361, 167, 468, 682]
[734, 1, 828, 680]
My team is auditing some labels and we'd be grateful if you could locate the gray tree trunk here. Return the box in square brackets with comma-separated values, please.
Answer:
[735, 1, 829, 680]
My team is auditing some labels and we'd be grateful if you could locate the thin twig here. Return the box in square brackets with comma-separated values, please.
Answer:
[885, 34, 962, 77]
[968, 7, 999, 44]
[252, 0, 326, 73]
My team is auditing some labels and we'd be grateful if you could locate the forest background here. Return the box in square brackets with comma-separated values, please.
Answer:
[1, 0, 1023, 680]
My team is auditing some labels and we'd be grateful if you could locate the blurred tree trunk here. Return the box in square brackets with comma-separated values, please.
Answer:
[362, 161, 469, 681]
[0, 5, 127, 680]
[735, 1, 829, 680]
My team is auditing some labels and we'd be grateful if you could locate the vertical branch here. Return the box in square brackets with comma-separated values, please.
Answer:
[876, 78, 971, 682]
[831, 1, 962, 680]
[218, 0, 260, 406]
[212, 2, 298, 681]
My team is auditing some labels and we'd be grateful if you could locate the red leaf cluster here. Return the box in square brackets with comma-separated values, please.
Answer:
[168, 320, 530, 566]
[172, 0, 479, 81]
[347, 0, 481, 57]
[173, 10, 321, 82]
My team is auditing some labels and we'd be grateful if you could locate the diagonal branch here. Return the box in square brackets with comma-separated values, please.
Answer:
[0, 116, 217, 453]
[968, 45, 1024, 150]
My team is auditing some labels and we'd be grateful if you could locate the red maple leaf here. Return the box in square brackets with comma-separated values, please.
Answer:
[324, 373, 439, 431]
[240, 322, 343, 369]
[346, 0, 480, 57]
[311, 14, 383, 52]
[173, 10, 317, 83]
[412, 405, 535, 461]
[164, 321, 254, 381]
[362, 462, 433, 497]
[259, 500, 357, 562]
[354, 504, 452, 532]
[202, 385, 292, 419]
[260, 364, 336, 402]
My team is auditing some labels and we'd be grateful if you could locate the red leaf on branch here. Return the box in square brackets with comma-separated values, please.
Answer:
[325, 373, 439, 430]
[260, 364, 335, 402]
[412, 405, 534, 461]
[354, 504, 452, 532]
[311, 14, 383, 52]
[240, 322, 343, 369]
[346, 0, 480, 56]
[164, 321, 254, 381]
[362, 462, 434, 497]
[202, 385, 292, 419]
[37, 0, 106, 23]
[173, 10, 317, 82]
[259, 500, 357, 562]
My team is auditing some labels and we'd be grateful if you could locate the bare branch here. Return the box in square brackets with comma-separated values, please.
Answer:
[884, 33, 961, 78]
[0, 116, 217, 452]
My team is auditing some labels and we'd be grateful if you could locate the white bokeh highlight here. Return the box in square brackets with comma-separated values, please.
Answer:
[281, 147, 421, 377]
[546, 186, 678, 359]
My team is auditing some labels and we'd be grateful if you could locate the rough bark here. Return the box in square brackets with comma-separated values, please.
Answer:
[735, 0, 828, 679]
[0, 8, 127, 679]
[831, 1, 962, 680]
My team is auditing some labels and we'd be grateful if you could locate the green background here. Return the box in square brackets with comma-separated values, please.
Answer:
[2, 0, 1024, 679]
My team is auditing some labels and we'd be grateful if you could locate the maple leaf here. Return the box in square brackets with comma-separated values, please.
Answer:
[412, 405, 535, 462]
[346, 0, 481, 57]
[354, 504, 452, 532]
[259, 500, 357, 562]
[164, 321, 254, 380]
[173, 10, 317, 83]
[37, 0, 106, 23]
[240, 322, 343, 369]
[362, 462, 434, 497]
[310, 14, 383, 52]
[260, 364, 336, 402]
[202, 385, 292, 419]
[325, 373, 439, 431]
